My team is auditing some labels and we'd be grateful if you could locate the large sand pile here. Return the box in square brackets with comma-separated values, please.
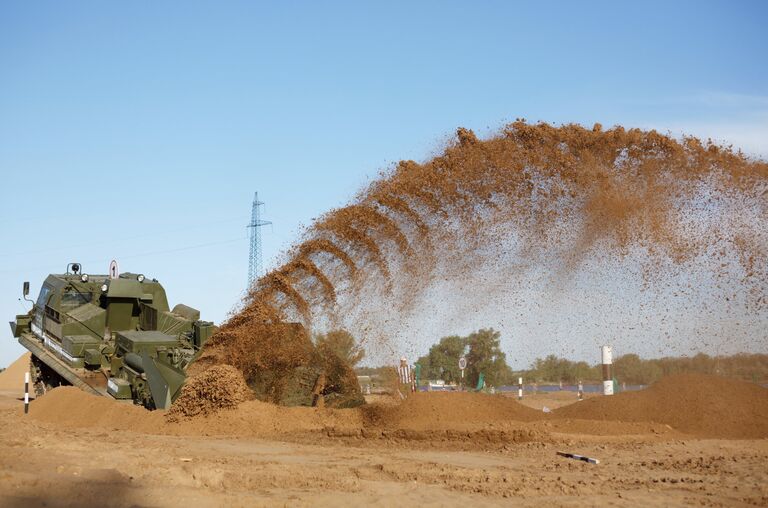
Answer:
[554, 374, 768, 438]
[0, 353, 30, 391]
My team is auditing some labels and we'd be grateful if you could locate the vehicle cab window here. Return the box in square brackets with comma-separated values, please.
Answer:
[36, 285, 52, 309]
[61, 290, 92, 309]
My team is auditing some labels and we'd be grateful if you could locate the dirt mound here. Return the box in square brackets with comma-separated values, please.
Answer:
[363, 392, 543, 430]
[28, 385, 362, 438]
[28, 386, 165, 431]
[167, 365, 250, 421]
[27, 386, 546, 449]
[28, 377, 766, 446]
[0, 353, 30, 391]
[554, 374, 768, 438]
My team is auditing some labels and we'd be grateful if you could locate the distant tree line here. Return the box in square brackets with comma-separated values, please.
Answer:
[352, 328, 768, 387]
[519, 352, 768, 385]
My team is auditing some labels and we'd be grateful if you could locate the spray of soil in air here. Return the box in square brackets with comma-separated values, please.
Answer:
[194, 121, 767, 404]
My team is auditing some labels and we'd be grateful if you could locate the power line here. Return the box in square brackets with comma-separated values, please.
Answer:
[116, 237, 248, 260]
[0, 236, 247, 275]
[0, 215, 248, 260]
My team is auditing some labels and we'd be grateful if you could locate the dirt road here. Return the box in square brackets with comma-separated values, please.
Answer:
[0, 388, 766, 507]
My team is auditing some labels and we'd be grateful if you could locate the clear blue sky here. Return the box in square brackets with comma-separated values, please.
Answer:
[1, 1, 766, 367]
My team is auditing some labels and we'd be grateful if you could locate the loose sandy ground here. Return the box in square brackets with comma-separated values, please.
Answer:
[0, 379, 766, 507]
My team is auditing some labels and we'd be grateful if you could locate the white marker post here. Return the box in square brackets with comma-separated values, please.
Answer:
[24, 372, 30, 414]
[458, 357, 467, 391]
[601, 345, 613, 396]
[577, 380, 584, 401]
[518, 377, 523, 400]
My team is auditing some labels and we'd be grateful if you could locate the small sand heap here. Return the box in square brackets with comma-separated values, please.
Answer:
[167, 365, 250, 421]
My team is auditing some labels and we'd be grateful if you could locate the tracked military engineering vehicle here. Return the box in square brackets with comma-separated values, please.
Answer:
[9, 262, 217, 409]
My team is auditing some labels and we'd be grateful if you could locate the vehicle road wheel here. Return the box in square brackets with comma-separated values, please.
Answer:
[29, 356, 66, 397]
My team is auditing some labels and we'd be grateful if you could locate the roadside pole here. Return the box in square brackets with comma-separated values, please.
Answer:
[601, 346, 613, 395]
[24, 372, 30, 414]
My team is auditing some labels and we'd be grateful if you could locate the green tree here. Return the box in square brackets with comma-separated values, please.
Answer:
[418, 335, 468, 383]
[314, 330, 364, 367]
[466, 328, 512, 387]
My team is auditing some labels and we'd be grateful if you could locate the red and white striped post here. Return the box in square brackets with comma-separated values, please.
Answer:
[397, 357, 413, 399]
[601, 346, 613, 396]
[24, 372, 30, 414]
[517, 377, 523, 400]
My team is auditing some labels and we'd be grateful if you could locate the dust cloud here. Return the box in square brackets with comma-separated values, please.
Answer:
[221, 121, 765, 366]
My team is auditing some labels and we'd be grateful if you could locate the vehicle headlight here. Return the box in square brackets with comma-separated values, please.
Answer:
[101, 283, 108, 292]
[137, 274, 145, 282]
[81, 274, 89, 282]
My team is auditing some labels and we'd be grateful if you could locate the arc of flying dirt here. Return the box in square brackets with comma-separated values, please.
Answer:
[368, 192, 437, 284]
[256, 271, 311, 323]
[282, 257, 336, 304]
[298, 239, 358, 278]
[371, 193, 430, 240]
[389, 160, 446, 216]
[196, 121, 768, 392]
[315, 217, 391, 281]
[338, 204, 411, 257]
[227, 297, 282, 326]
